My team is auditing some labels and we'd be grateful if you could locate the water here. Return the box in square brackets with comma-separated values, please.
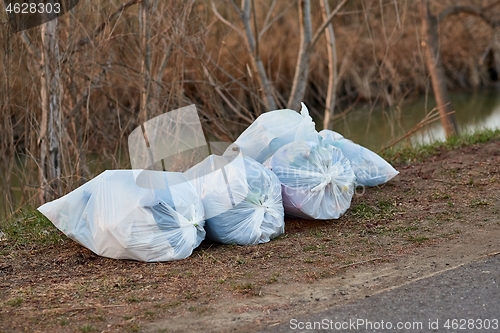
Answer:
[3, 91, 499, 218]
[324, 91, 500, 151]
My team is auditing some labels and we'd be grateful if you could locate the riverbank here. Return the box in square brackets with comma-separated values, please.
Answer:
[1, 129, 499, 333]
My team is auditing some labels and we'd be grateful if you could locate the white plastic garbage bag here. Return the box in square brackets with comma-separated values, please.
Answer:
[38, 170, 205, 262]
[320, 129, 399, 187]
[264, 141, 356, 220]
[184, 154, 284, 245]
[223, 103, 320, 163]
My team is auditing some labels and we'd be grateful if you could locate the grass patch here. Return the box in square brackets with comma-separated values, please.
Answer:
[309, 230, 324, 238]
[394, 224, 419, 233]
[376, 201, 397, 215]
[0, 209, 65, 249]
[350, 201, 397, 220]
[187, 306, 210, 314]
[6, 297, 23, 307]
[79, 324, 96, 333]
[127, 295, 142, 303]
[302, 245, 317, 252]
[126, 323, 141, 333]
[407, 235, 429, 244]
[235, 256, 246, 265]
[470, 199, 489, 207]
[143, 310, 156, 318]
[267, 273, 280, 284]
[349, 203, 377, 219]
[88, 315, 105, 322]
[232, 282, 254, 293]
[431, 191, 451, 200]
[58, 317, 70, 326]
[154, 300, 181, 310]
[382, 128, 500, 163]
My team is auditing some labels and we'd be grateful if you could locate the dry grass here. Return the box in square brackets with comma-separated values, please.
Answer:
[1, 0, 500, 215]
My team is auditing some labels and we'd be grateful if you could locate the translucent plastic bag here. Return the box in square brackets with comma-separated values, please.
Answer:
[184, 154, 284, 245]
[264, 141, 355, 220]
[320, 129, 399, 187]
[223, 103, 320, 163]
[38, 170, 205, 262]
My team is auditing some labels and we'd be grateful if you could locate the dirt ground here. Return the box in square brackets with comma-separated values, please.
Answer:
[1, 139, 500, 333]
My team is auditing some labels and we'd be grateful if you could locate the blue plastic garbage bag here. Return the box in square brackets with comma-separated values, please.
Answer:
[38, 170, 205, 262]
[184, 154, 284, 245]
[223, 103, 320, 163]
[264, 141, 355, 220]
[320, 129, 399, 187]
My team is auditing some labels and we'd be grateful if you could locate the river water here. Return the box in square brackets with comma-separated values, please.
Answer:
[3, 91, 500, 218]
[324, 90, 500, 151]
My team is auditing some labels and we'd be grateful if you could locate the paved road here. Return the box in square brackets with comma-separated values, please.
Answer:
[260, 255, 499, 333]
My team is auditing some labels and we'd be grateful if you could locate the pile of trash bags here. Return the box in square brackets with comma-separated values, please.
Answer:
[38, 103, 398, 262]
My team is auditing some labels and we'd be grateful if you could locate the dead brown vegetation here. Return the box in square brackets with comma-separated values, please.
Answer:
[1, 0, 500, 215]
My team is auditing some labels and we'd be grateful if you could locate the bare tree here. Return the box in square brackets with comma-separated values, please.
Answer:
[139, 0, 152, 123]
[419, 0, 500, 138]
[211, 0, 278, 111]
[492, 28, 500, 77]
[287, 0, 347, 111]
[287, 0, 312, 111]
[6, 0, 500, 214]
[211, 0, 347, 113]
[0, 28, 14, 216]
[320, 0, 338, 130]
[39, 18, 63, 202]
[437, 2, 500, 84]
[419, 0, 458, 138]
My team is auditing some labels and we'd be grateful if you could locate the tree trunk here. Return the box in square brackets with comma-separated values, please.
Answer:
[241, 0, 277, 111]
[139, 0, 151, 123]
[320, 0, 338, 130]
[287, 0, 312, 111]
[492, 28, 500, 79]
[40, 18, 63, 203]
[419, 0, 458, 138]
[1, 29, 14, 216]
